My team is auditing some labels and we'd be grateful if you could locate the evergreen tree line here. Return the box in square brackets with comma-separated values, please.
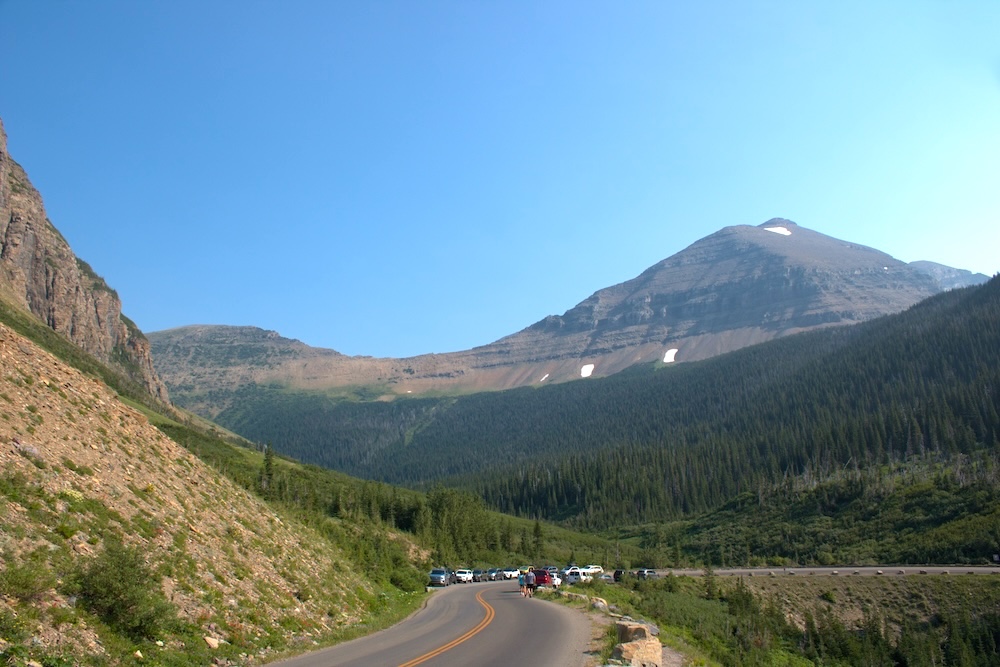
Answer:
[214, 279, 1000, 541]
[465, 278, 1000, 530]
[717, 578, 1000, 666]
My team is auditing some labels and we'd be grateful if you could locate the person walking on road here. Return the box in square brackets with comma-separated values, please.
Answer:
[525, 569, 536, 598]
[518, 571, 526, 597]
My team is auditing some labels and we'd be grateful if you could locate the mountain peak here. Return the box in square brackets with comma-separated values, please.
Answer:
[760, 217, 798, 228]
[152, 219, 956, 410]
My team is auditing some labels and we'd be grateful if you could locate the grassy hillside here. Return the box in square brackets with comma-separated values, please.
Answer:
[0, 320, 427, 665]
[0, 304, 627, 665]
[556, 572, 1000, 665]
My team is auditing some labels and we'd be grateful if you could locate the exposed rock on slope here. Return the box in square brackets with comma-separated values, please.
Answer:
[0, 321, 368, 661]
[909, 260, 990, 291]
[0, 117, 168, 402]
[151, 220, 946, 414]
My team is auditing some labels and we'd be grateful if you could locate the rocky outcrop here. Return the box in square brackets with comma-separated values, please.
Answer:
[0, 117, 168, 402]
[610, 621, 663, 667]
[909, 260, 990, 291]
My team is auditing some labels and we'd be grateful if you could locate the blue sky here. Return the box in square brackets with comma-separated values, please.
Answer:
[1, 1, 998, 357]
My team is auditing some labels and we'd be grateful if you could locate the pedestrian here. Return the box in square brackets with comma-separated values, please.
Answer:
[518, 571, 526, 597]
[525, 569, 536, 598]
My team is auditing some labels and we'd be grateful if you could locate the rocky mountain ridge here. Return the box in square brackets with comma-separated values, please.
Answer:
[0, 117, 168, 403]
[151, 219, 986, 416]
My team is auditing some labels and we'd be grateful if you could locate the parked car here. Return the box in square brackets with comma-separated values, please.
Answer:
[429, 568, 451, 586]
[581, 564, 604, 575]
[472, 569, 486, 582]
[502, 567, 520, 579]
[564, 567, 593, 584]
[531, 569, 556, 588]
[636, 568, 658, 579]
[613, 569, 626, 582]
[487, 568, 500, 581]
[455, 569, 474, 583]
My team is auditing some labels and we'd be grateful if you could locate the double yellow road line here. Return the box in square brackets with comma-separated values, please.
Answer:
[398, 589, 496, 667]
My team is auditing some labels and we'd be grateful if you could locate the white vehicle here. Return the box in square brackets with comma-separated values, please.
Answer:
[581, 565, 604, 575]
[550, 572, 563, 587]
[455, 569, 474, 583]
[562, 567, 592, 584]
[502, 567, 520, 579]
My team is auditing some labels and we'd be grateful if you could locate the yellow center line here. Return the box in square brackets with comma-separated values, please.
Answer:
[397, 589, 496, 667]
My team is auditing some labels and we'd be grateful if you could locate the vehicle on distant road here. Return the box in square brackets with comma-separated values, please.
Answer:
[581, 565, 604, 575]
[455, 569, 474, 583]
[502, 567, 520, 579]
[472, 569, 486, 582]
[636, 568, 658, 579]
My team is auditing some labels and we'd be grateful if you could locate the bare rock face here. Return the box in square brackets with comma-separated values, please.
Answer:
[909, 260, 990, 291]
[0, 117, 168, 402]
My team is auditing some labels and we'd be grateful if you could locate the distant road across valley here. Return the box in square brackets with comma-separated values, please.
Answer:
[662, 566, 1000, 577]
[267, 579, 592, 667]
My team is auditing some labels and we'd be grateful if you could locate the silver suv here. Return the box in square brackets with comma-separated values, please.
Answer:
[428, 568, 451, 586]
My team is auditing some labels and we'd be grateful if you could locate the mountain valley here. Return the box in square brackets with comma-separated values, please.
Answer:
[3, 111, 1000, 665]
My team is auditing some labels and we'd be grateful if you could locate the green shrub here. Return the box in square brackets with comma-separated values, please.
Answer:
[389, 566, 425, 592]
[74, 539, 176, 641]
[0, 560, 55, 602]
[0, 606, 27, 643]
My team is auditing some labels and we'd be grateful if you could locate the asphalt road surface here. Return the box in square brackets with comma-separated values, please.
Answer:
[268, 580, 592, 667]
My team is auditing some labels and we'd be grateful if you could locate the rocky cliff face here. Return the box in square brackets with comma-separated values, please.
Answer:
[0, 118, 168, 402]
[909, 260, 991, 291]
[150, 219, 953, 415]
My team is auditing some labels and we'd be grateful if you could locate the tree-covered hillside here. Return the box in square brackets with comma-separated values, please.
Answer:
[216, 278, 999, 535]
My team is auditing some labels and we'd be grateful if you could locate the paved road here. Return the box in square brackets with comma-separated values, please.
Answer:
[268, 580, 592, 667]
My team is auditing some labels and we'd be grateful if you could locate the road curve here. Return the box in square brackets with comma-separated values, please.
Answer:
[267, 580, 593, 667]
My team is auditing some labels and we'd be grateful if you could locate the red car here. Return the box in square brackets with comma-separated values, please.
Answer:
[531, 569, 556, 588]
